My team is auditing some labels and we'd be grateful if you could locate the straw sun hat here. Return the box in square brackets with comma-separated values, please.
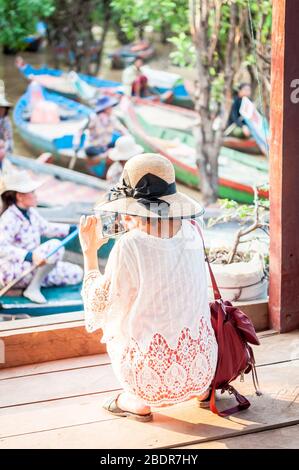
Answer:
[95, 153, 204, 219]
[109, 135, 144, 161]
[0, 165, 43, 196]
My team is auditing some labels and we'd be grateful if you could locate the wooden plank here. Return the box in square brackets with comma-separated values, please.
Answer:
[0, 311, 84, 332]
[234, 300, 269, 332]
[253, 330, 299, 366]
[269, 0, 299, 332]
[179, 423, 299, 449]
[0, 363, 119, 408]
[1, 391, 298, 449]
[0, 323, 106, 369]
[1, 329, 296, 380]
[0, 360, 299, 447]
[0, 330, 297, 404]
[0, 301, 269, 370]
[0, 390, 121, 439]
[0, 354, 111, 381]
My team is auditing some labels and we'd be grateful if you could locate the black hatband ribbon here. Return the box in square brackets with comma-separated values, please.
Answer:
[107, 173, 176, 215]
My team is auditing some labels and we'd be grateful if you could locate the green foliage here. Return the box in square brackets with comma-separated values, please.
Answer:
[167, 0, 272, 104]
[207, 184, 270, 229]
[168, 33, 195, 67]
[111, 0, 189, 41]
[0, 0, 54, 49]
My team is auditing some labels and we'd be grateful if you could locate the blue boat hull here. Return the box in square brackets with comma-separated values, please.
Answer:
[19, 64, 121, 100]
[0, 284, 83, 316]
[13, 87, 92, 160]
[19, 64, 194, 108]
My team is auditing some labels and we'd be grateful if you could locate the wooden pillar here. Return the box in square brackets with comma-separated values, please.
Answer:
[269, 0, 299, 332]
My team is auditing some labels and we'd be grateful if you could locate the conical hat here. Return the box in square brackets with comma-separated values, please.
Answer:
[0, 164, 44, 195]
[0, 81, 12, 108]
[109, 135, 144, 161]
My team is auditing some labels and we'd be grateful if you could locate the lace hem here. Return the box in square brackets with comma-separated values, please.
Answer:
[131, 386, 212, 407]
[118, 319, 218, 406]
[81, 269, 111, 333]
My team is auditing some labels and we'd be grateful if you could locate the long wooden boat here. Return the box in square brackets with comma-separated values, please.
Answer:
[109, 41, 155, 69]
[118, 97, 268, 204]
[13, 87, 93, 166]
[124, 97, 263, 157]
[222, 135, 261, 154]
[0, 155, 110, 319]
[17, 62, 122, 101]
[17, 61, 193, 108]
[7, 154, 108, 210]
[117, 98, 268, 171]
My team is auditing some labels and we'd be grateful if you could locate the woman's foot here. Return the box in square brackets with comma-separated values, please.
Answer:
[23, 287, 47, 304]
[117, 392, 151, 416]
[196, 389, 212, 409]
[103, 392, 152, 422]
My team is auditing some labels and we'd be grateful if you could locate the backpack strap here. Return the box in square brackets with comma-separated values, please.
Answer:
[248, 345, 263, 396]
[210, 385, 251, 417]
[190, 219, 254, 417]
[190, 219, 222, 301]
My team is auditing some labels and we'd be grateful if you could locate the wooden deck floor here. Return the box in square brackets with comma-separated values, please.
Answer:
[0, 330, 298, 449]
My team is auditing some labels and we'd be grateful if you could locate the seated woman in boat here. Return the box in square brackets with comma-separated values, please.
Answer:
[106, 135, 144, 185]
[80, 153, 218, 421]
[0, 139, 6, 171]
[85, 96, 126, 178]
[0, 81, 13, 154]
[122, 58, 150, 98]
[227, 83, 252, 138]
[122, 58, 173, 102]
[15, 56, 37, 78]
[0, 168, 83, 304]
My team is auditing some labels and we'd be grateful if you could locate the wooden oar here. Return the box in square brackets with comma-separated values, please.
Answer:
[0, 229, 79, 298]
[69, 118, 90, 170]
[224, 123, 237, 137]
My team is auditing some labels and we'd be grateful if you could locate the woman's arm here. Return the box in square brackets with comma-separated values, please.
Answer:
[0, 212, 27, 262]
[33, 209, 70, 239]
[114, 117, 129, 135]
[79, 215, 111, 332]
[79, 215, 108, 273]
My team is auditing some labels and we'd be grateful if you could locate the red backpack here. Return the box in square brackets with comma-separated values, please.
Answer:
[191, 220, 262, 416]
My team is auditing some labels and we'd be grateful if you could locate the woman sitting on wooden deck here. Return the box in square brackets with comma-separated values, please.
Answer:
[0, 167, 83, 304]
[80, 153, 218, 422]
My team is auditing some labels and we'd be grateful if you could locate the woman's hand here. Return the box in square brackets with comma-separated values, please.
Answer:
[79, 215, 108, 255]
[242, 125, 251, 138]
[32, 252, 45, 266]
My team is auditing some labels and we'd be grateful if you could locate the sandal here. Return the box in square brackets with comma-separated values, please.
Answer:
[197, 389, 213, 409]
[103, 394, 153, 422]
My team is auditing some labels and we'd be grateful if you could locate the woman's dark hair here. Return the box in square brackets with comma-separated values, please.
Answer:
[238, 82, 251, 91]
[1, 190, 17, 215]
[0, 107, 9, 117]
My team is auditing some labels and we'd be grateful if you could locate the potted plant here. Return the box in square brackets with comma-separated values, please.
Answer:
[206, 185, 269, 302]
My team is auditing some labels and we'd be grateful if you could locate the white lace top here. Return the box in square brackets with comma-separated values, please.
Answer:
[82, 220, 218, 405]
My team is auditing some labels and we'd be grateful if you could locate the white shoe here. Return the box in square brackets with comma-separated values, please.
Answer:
[23, 288, 47, 304]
